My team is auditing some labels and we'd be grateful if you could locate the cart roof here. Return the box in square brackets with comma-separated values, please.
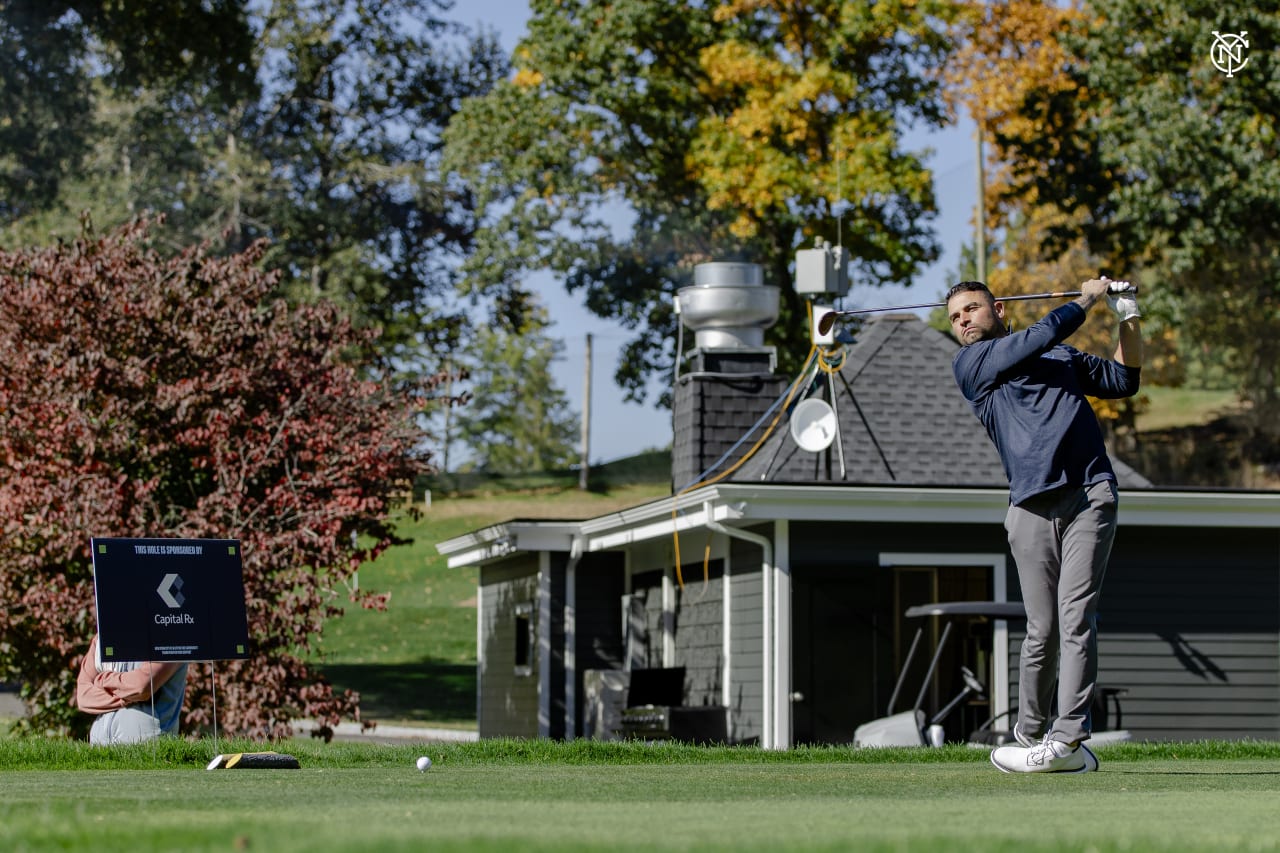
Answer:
[903, 601, 1026, 619]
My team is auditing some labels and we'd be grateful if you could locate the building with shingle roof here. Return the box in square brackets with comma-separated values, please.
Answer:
[439, 286, 1276, 750]
[677, 312, 1149, 490]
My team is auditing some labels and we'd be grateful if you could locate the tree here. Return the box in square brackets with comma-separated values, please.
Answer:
[246, 0, 508, 372]
[940, 0, 1190, 438]
[0, 0, 256, 219]
[2, 1, 510, 378]
[454, 303, 580, 473]
[443, 0, 959, 403]
[968, 1, 1280, 434]
[983, 205, 1186, 438]
[0, 218, 433, 738]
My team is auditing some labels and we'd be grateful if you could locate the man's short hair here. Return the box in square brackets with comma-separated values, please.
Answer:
[945, 281, 993, 303]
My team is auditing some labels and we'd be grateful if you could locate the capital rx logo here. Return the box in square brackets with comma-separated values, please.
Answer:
[1210, 31, 1249, 77]
[156, 573, 186, 608]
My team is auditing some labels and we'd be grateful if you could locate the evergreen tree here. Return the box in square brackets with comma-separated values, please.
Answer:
[454, 304, 580, 473]
[1, 0, 508, 377]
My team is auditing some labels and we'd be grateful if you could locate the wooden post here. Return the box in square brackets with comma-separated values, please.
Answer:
[442, 357, 452, 474]
[579, 333, 592, 490]
[975, 124, 987, 283]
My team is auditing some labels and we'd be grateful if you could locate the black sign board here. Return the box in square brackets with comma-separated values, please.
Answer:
[91, 537, 250, 663]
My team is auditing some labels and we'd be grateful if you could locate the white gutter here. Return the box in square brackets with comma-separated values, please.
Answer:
[704, 501, 778, 749]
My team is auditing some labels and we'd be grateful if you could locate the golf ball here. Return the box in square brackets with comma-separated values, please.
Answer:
[416, 755, 432, 772]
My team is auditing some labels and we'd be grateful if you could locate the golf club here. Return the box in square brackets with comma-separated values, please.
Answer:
[816, 283, 1137, 336]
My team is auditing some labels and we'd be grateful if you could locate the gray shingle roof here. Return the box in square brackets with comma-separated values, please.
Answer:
[729, 313, 1151, 489]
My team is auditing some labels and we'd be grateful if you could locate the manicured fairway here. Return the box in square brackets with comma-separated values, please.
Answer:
[2, 741, 1280, 851]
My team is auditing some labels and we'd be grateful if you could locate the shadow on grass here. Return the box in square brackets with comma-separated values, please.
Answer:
[319, 661, 476, 725]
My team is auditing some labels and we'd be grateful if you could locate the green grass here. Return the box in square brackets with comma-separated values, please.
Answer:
[309, 509, 484, 724]
[3, 739, 1280, 851]
[316, 511, 483, 666]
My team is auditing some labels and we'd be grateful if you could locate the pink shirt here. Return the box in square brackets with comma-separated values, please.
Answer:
[75, 636, 185, 714]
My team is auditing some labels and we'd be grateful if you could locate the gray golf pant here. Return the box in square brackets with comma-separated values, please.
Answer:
[1006, 480, 1117, 745]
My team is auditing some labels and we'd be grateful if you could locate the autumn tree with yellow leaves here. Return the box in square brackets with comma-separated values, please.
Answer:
[947, 1, 1280, 443]
[444, 0, 960, 398]
[942, 0, 1183, 437]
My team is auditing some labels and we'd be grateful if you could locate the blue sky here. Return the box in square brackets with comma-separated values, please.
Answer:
[453, 1, 977, 464]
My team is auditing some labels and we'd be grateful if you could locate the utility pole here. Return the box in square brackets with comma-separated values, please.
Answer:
[579, 333, 592, 491]
[442, 357, 452, 474]
[975, 124, 987, 283]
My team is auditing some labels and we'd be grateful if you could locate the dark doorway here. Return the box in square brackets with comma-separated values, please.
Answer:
[791, 566, 891, 745]
[791, 562, 994, 745]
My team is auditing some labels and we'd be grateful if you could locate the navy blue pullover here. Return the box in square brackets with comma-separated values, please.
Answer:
[952, 302, 1141, 506]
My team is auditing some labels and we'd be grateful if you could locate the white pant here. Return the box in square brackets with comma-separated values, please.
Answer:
[89, 706, 163, 745]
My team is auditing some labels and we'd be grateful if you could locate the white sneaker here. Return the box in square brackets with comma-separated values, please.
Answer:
[991, 738, 1099, 773]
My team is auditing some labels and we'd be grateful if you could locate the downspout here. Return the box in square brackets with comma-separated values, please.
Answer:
[564, 535, 583, 741]
[704, 501, 776, 749]
[538, 552, 552, 738]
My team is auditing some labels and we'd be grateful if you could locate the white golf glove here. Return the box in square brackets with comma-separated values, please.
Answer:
[1105, 280, 1141, 321]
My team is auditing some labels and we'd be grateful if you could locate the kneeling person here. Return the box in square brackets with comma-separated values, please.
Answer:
[76, 634, 189, 745]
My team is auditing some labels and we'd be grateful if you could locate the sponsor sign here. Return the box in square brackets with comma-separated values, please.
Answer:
[92, 538, 250, 663]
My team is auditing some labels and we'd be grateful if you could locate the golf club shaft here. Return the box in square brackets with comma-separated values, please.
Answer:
[835, 290, 1082, 319]
[816, 286, 1134, 336]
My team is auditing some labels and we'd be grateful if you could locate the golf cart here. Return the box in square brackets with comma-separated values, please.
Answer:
[852, 600, 1131, 747]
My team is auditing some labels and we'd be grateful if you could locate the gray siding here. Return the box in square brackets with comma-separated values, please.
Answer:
[672, 561, 725, 707]
[1003, 526, 1280, 741]
[789, 519, 1012, 566]
[628, 549, 763, 743]
[630, 568, 667, 670]
[1095, 525, 1279, 740]
[478, 558, 540, 738]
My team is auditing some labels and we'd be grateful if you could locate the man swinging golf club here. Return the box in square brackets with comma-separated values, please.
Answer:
[946, 276, 1143, 773]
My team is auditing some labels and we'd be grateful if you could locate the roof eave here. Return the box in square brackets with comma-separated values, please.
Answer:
[434, 484, 1280, 568]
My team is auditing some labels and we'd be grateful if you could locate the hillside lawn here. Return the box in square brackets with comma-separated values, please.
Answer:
[2, 738, 1280, 852]
[311, 463, 670, 725]
[1133, 386, 1240, 432]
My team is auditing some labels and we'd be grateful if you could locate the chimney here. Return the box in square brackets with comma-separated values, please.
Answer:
[672, 263, 789, 491]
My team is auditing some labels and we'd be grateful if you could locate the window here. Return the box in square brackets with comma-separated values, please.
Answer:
[514, 602, 534, 676]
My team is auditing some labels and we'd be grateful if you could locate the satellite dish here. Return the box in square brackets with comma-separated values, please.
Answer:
[789, 398, 838, 453]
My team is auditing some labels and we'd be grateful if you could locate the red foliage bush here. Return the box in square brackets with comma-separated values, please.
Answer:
[0, 219, 433, 738]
